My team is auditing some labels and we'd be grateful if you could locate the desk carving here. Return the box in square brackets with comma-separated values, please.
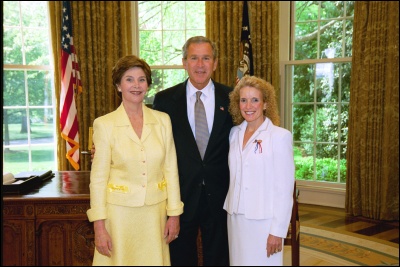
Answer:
[2, 171, 95, 266]
[36, 203, 90, 215]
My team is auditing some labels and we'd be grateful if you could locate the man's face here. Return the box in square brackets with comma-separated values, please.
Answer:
[183, 42, 218, 90]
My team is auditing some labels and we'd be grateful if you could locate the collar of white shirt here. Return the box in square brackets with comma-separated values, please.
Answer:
[186, 79, 214, 101]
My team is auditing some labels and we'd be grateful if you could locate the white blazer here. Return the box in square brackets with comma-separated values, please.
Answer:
[223, 117, 295, 238]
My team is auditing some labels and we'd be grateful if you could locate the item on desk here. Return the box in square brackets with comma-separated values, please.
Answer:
[3, 170, 55, 194]
[14, 170, 54, 181]
[3, 172, 16, 185]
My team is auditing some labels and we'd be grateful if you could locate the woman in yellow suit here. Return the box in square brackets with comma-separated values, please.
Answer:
[87, 55, 184, 266]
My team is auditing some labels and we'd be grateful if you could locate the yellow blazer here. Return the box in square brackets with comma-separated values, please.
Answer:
[87, 103, 184, 222]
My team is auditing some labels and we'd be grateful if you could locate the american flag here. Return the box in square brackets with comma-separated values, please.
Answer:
[236, 0, 254, 84]
[60, 1, 81, 170]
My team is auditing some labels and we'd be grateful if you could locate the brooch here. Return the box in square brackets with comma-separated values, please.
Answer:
[107, 183, 128, 193]
[253, 139, 263, 153]
[158, 179, 167, 191]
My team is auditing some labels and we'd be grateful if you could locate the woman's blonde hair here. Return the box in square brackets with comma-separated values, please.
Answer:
[229, 76, 280, 126]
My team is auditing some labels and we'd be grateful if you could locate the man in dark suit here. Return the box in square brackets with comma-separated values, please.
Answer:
[153, 36, 233, 266]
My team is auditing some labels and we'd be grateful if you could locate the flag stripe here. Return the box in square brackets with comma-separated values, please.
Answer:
[60, 1, 81, 170]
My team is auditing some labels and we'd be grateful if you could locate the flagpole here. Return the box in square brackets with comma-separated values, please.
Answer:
[236, 0, 254, 84]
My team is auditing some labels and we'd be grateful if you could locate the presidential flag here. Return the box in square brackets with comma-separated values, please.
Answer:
[236, 0, 254, 84]
[60, 1, 81, 170]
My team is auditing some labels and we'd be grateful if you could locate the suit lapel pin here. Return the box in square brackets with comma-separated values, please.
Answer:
[220, 106, 224, 111]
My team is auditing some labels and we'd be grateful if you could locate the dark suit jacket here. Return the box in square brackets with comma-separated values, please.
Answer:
[153, 79, 233, 221]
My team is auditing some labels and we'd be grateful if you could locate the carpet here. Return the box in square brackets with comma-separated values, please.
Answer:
[284, 226, 399, 266]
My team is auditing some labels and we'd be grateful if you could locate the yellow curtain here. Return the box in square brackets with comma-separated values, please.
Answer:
[205, 1, 279, 94]
[346, 1, 399, 220]
[49, 1, 132, 171]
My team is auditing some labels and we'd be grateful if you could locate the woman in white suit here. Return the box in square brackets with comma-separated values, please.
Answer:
[224, 76, 295, 266]
[87, 55, 184, 266]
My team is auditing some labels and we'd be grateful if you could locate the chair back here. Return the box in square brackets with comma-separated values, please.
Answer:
[284, 181, 300, 266]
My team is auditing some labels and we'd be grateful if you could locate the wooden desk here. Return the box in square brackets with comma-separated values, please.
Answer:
[2, 171, 94, 266]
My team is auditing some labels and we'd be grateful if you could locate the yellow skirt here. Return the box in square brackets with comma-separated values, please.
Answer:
[92, 201, 170, 266]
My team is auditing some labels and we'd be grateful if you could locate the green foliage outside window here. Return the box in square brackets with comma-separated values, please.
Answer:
[294, 146, 347, 183]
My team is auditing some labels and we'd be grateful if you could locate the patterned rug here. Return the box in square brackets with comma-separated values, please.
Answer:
[284, 226, 399, 266]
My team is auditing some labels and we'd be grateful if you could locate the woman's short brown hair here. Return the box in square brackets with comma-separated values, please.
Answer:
[112, 55, 152, 98]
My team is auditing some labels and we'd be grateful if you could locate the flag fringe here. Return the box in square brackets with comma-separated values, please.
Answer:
[61, 132, 80, 170]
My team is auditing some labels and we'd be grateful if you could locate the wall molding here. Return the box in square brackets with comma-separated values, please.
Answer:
[296, 180, 346, 209]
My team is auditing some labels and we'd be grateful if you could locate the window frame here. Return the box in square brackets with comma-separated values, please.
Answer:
[279, 1, 353, 207]
[2, 1, 57, 174]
